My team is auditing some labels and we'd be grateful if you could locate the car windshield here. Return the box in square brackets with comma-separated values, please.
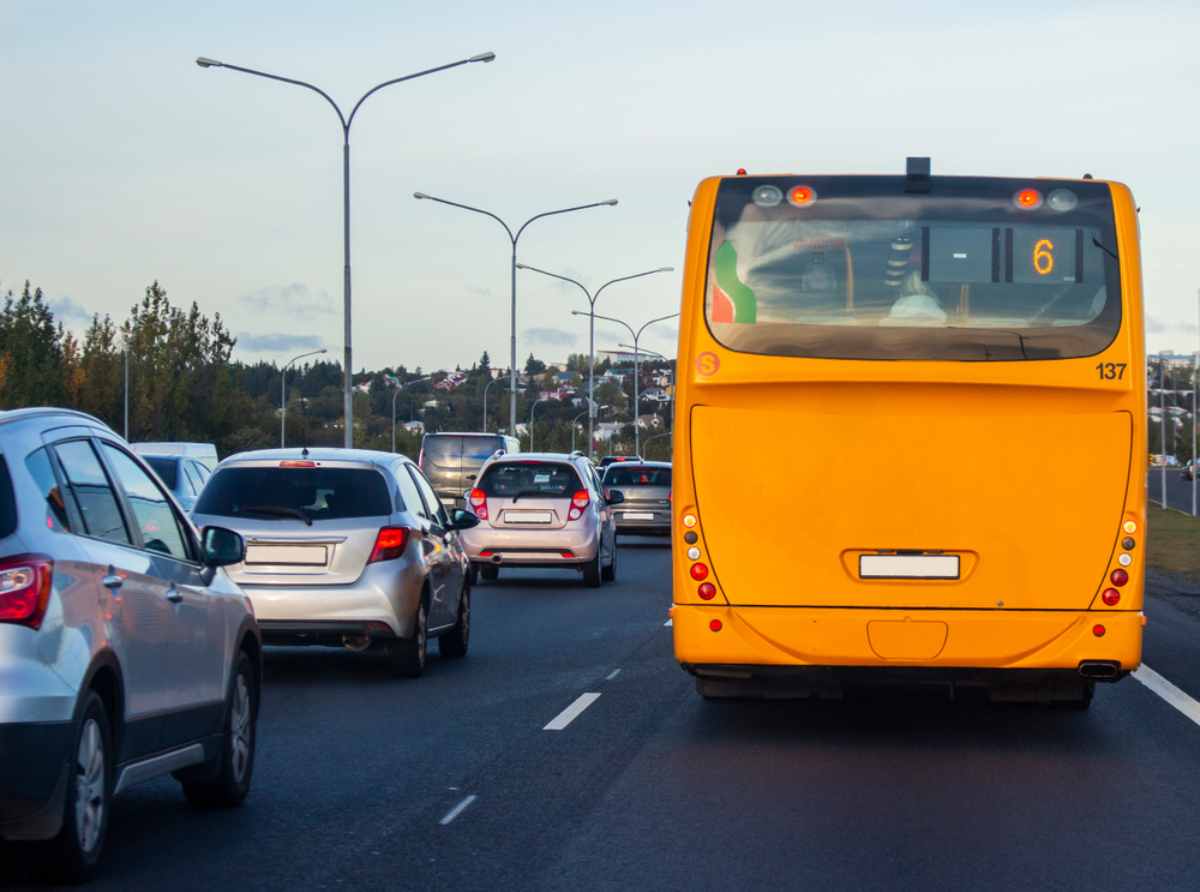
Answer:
[478, 462, 581, 499]
[707, 176, 1121, 361]
[604, 465, 670, 487]
[194, 466, 392, 520]
[143, 456, 178, 489]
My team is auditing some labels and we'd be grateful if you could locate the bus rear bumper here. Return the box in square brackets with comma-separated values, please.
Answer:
[672, 605, 1142, 675]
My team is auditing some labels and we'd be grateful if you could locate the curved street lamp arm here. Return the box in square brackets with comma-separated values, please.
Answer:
[203, 61, 348, 130]
[412, 192, 515, 241]
[515, 263, 593, 302]
[585, 311, 637, 342]
[636, 312, 681, 340]
[347, 55, 487, 130]
[619, 343, 667, 359]
[514, 200, 618, 243]
[593, 267, 674, 303]
[284, 348, 328, 370]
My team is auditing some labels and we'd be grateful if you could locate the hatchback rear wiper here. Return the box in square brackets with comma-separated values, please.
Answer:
[509, 489, 547, 504]
[236, 505, 313, 526]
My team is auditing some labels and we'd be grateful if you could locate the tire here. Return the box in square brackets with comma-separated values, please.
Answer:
[182, 651, 257, 809]
[439, 583, 471, 660]
[390, 599, 428, 678]
[583, 549, 602, 588]
[601, 539, 617, 583]
[480, 564, 499, 582]
[48, 691, 112, 883]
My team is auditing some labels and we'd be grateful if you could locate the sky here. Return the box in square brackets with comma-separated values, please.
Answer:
[3, 0, 1199, 372]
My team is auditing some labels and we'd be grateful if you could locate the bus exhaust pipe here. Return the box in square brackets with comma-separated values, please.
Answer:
[1078, 661, 1121, 681]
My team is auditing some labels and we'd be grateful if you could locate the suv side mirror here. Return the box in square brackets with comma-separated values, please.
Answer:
[201, 526, 245, 567]
[605, 488, 625, 505]
[450, 509, 481, 531]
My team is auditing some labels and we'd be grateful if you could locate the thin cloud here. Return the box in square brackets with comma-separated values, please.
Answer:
[237, 333, 326, 353]
[524, 326, 577, 347]
[47, 295, 93, 325]
[1147, 315, 1198, 335]
[241, 283, 337, 318]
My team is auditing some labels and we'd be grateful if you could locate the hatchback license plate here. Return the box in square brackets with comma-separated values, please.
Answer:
[246, 545, 328, 566]
[859, 554, 959, 579]
[504, 510, 553, 524]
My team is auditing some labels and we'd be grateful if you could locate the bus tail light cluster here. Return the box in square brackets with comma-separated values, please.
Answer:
[567, 489, 590, 521]
[0, 555, 54, 629]
[469, 488, 489, 520]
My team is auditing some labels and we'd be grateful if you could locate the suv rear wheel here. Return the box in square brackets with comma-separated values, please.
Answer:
[439, 583, 471, 659]
[182, 651, 257, 808]
[49, 691, 111, 883]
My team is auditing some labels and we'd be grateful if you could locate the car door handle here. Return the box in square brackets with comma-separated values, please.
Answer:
[102, 573, 124, 590]
[165, 585, 183, 604]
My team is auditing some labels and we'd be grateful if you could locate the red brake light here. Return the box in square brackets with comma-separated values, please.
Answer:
[788, 185, 817, 208]
[1110, 568, 1129, 587]
[369, 527, 410, 563]
[690, 562, 709, 581]
[568, 489, 590, 521]
[1101, 588, 1121, 606]
[1014, 188, 1043, 210]
[0, 555, 54, 630]
[1092, 624, 1106, 638]
[469, 487, 489, 520]
[279, 460, 317, 468]
[698, 582, 716, 601]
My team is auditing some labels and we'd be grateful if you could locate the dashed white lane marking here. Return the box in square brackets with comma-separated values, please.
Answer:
[605, 668, 622, 681]
[1133, 664, 1200, 727]
[664, 618, 673, 627]
[544, 693, 602, 731]
[439, 794, 477, 826]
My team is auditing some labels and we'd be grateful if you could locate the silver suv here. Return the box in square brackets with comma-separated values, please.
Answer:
[192, 449, 478, 677]
[0, 409, 259, 883]
[461, 452, 623, 587]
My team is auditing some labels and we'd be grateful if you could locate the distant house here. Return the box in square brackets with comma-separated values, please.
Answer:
[403, 420, 425, 434]
[637, 414, 663, 430]
[594, 422, 622, 442]
[353, 382, 372, 394]
[422, 399, 440, 409]
[641, 387, 671, 404]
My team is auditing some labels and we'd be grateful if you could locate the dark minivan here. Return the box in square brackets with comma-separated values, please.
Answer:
[419, 433, 520, 511]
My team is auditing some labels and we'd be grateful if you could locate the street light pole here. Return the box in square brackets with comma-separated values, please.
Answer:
[123, 347, 129, 440]
[517, 263, 673, 459]
[196, 51, 495, 448]
[412, 193, 618, 436]
[529, 397, 551, 451]
[281, 348, 327, 448]
[481, 374, 502, 432]
[579, 311, 678, 457]
[392, 375, 432, 453]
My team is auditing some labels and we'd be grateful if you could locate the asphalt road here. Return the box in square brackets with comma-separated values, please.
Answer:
[5, 536, 1200, 891]
[1148, 468, 1200, 516]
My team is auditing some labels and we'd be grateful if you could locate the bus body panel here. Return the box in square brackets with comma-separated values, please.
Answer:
[672, 175, 1145, 674]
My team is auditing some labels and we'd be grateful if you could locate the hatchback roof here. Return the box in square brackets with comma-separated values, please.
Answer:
[220, 448, 410, 467]
[485, 451, 578, 463]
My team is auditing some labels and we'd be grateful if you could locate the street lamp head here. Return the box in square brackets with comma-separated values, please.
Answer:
[515, 263, 530, 270]
[571, 310, 588, 318]
[195, 56, 223, 68]
[603, 199, 619, 206]
[318, 348, 329, 354]
[469, 52, 497, 63]
[655, 266, 674, 273]
[413, 192, 428, 200]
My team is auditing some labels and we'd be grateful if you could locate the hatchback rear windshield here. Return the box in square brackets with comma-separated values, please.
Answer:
[194, 466, 392, 521]
[706, 176, 1121, 361]
[143, 456, 178, 489]
[604, 465, 671, 487]
[478, 462, 582, 499]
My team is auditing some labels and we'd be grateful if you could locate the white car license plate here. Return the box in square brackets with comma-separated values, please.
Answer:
[504, 510, 553, 524]
[859, 554, 959, 579]
[623, 512, 655, 521]
[245, 545, 328, 566]
[440, 497, 457, 506]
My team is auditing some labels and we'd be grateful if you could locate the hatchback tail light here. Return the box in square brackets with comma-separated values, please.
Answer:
[469, 487, 489, 520]
[368, 527, 410, 564]
[568, 489, 590, 521]
[0, 554, 54, 630]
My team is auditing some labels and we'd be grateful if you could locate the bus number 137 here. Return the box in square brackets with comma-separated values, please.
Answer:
[1096, 362, 1127, 380]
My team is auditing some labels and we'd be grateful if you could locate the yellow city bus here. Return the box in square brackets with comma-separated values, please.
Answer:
[671, 162, 1145, 706]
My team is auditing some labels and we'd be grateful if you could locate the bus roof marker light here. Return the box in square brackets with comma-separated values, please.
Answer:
[1047, 189, 1078, 212]
[752, 185, 783, 207]
[905, 156, 931, 193]
[1013, 188, 1043, 210]
[787, 185, 817, 208]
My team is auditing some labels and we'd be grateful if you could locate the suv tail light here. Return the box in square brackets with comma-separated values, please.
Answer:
[568, 489, 590, 521]
[0, 555, 54, 630]
[368, 527, 410, 564]
[469, 487, 489, 520]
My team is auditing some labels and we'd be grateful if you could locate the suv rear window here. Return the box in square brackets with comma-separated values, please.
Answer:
[0, 457, 17, 539]
[478, 462, 582, 499]
[422, 435, 508, 465]
[194, 466, 393, 521]
[604, 465, 670, 487]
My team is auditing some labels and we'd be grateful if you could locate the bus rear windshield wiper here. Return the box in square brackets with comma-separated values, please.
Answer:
[237, 505, 313, 526]
[1092, 237, 1118, 261]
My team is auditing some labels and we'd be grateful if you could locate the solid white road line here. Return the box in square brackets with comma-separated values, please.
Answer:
[439, 794, 478, 826]
[1133, 664, 1200, 728]
[544, 693, 602, 731]
[664, 618, 673, 627]
[606, 668, 622, 681]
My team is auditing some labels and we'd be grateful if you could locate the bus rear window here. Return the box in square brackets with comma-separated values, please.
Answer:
[706, 176, 1122, 361]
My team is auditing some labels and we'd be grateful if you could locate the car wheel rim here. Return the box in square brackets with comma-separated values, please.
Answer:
[75, 718, 105, 854]
[230, 673, 252, 783]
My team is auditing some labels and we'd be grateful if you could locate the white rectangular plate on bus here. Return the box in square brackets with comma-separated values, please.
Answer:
[859, 554, 960, 580]
[622, 512, 655, 520]
[245, 545, 328, 566]
[504, 510, 553, 524]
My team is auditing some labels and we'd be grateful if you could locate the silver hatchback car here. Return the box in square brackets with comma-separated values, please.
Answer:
[461, 452, 623, 587]
[192, 449, 478, 677]
[0, 409, 259, 883]
[601, 461, 671, 536]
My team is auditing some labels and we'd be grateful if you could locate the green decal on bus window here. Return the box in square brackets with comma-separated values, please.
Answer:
[713, 241, 757, 324]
